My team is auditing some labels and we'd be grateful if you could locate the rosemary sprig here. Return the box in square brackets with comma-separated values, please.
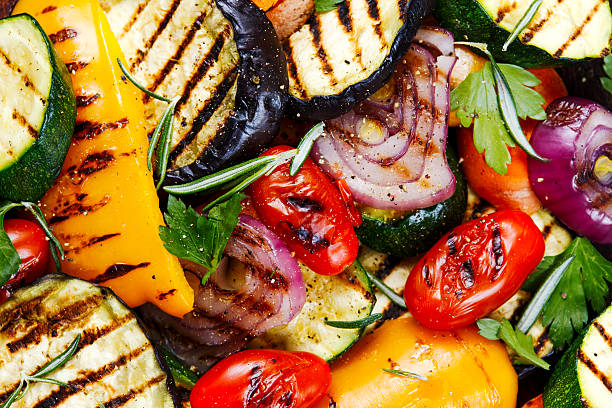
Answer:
[364, 270, 407, 309]
[502, 0, 543, 51]
[163, 122, 325, 204]
[382, 368, 428, 381]
[117, 58, 177, 189]
[324, 313, 383, 329]
[516, 255, 574, 333]
[455, 42, 547, 162]
[0, 334, 81, 408]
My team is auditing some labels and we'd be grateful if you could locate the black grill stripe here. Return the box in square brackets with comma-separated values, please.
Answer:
[65, 233, 121, 255]
[520, 6, 554, 43]
[554, 0, 605, 58]
[169, 67, 238, 164]
[49, 28, 78, 44]
[75, 93, 101, 108]
[397, 0, 407, 20]
[73, 118, 129, 141]
[30, 344, 153, 408]
[11, 109, 38, 139]
[0, 293, 51, 333]
[65, 60, 90, 73]
[48, 196, 111, 225]
[309, 15, 339, 86]
[91, 262, 151, 284]
[283, 41, 307, 99]
[0, 49, 45, 97]
[129, 0, 182, 70]
[366, 0, 386, 49]
[337, 2, 352, 33]
[577, 348, 612, 393]
[119, 0, 147, 38]
[102, 374, 166, 407]
[593, 321, 612, 348]
[142, 11, 213, 104]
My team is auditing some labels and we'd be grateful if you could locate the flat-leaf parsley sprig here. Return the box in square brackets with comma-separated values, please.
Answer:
[601, 54, 612, 95]
[451, 42, 547, 175]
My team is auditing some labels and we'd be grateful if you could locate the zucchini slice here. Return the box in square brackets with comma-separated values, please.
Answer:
[285, 0, 434, 120]
[356, 149, 467, 257]
[543, 304, 612, 407]
[0, 13, 76, 201]
[434, 0, 612, 68]
[249, 262, 375, 361]
[102, 0, 287, 185]
[0, 275, 178, 407]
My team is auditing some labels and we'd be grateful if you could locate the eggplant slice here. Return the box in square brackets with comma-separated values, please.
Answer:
[101, 0, 288, 184]
[285, 0, 435, 120]
[0, 275, 178, 407]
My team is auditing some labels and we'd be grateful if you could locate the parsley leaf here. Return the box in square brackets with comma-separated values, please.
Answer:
[159, 194, 244, 284]
[315, 0, 343, 13]
[601, 54, 612, 95]
[451, 62, 545, 175]
[534, 238, 612, 347]
[477, 318, 550, 370]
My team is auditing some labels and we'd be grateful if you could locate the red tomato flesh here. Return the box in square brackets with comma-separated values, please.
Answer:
[1, 219, 51, 303]
[190, 349, 331, 408]
[404, 210, 545, 330]
[249, 145, 360, 276]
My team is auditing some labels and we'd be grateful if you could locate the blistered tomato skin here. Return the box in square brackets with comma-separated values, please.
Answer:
[404, 210, 545, 330]
[250, 145, 360, 276]
[189, 349, 331, 408]
[0, 219, 51, 303]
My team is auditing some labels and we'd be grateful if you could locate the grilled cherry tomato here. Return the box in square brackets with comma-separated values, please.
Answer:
[404, 210, 545, 330]
[0, 219, 51, 303]
[249, 145, 360, 276]
[190, 349, 331, 408]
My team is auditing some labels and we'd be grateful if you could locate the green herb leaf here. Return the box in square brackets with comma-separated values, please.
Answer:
[35, 334, 81, 377]
[159, 194, 244, 285]
[451, 44, 546, 174]
[477, 318, 549, 370]
[0, 202, 22, 287]
[22, 202, 64, 273]
[117, 58, 171, 103]
[315, 0, 343, 13]
[290, 122, 324, 176]
[364, 270, 407, 309]
[601, 54, 612, 95]
[502, 0, 544, 52]
[324, 313, 383, 329]
[536, 238, 612, 347]
[381, 368, 428, 381]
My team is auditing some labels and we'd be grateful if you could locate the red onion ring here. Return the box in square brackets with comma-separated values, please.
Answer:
[311, 28, 457, 211]
[528, 97, 612, 243]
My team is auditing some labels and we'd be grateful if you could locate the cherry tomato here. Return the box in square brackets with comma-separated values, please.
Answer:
[0, 219, 51, 303]
[190, 349, 331, 408]
[404, 210, 545, 330]
[249, 145, 360, 276]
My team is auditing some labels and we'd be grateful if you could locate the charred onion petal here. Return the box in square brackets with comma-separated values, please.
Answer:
[286, 0, 435, 120]
[311, 28, 457, 211]
[528, 97, 612, 243]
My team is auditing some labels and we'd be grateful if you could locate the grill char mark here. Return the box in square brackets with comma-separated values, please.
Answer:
[75, 93, 101, 108]
[0, 49, 44, 98]
[577, 348, 612, 393]
[73, 118, 129, 141]
[65, 60, 90, 73]
[120, 1, 147, 37]
[553, 0, 605, 58]
[129, 0, 182, 70]
[48, 196, 110, 225]
[91, 262, 151, 284]
[491, 226, 504, 280]
[337, 2, 352, 33]
[11, 109, 38, 139]
[366, 0, 386, 46]
[283, 42, 307, 99]
[102, 374, 166, 408]
[49, 28, 78, 44]
[41, 5, 56, 13]
[66, 233, 121, 255]
[309, 15, 338, 86]
[66, 150, 116, 185]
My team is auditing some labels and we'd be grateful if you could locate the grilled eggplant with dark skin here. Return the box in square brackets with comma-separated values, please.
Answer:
[285, 0, 435, 120]
[0, 275, 179, 408]
[101, 0, 287, 185]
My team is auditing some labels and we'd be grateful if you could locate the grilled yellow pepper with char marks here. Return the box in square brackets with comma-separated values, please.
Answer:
[13, 0, 194, 318]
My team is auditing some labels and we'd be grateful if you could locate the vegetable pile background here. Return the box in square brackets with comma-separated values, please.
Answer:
[0, 0, 610, 407]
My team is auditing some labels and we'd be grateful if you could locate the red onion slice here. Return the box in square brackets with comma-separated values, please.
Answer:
[528, 97, 612, 243]
[311, 29, 456, 211]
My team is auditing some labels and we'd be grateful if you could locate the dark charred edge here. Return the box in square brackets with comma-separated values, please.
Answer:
[280, 221, 331, 253]
[553, 0, 605, 58]
[207, 280, 277, 319]
[288, 0, 435, 120]
[533, 326, 550, 354]
[377, 300, 406, 327]
[120, 1, 147, 37]
[283, 41, 307, 99]
[143, 10, 212, 104]
[48, 196, 110, 225]
[102, 375, 166, 408]
[130, 0, 182, 70]
[374, 255, 402, 281]
[0, 49, 43, 98]
[593, 320, 612, 348]
[520, 6, 554, 43]
[397, 0, 407, 20]
[91, 262, 151, 284]
[422, 265, 432, 287]
[541, 224, 552, 240]
[66, 150, 116, 185]
[41, 5, 56, 13]
[6, 294, 105, 353]
[11, 109, 38, 138]
[30, 344, 153, 408]
[460, 260, 474, 288]
[447, 232, 457, 255]
[75, 93, 101, 108]
[287, 196, 324, 212]
[366, 0, 386, 46]
[168, 67, 238, 164]
[337, 2, 352, 33]
[157, 289, 177, 301]
[164, 0, 288, 185]
[0, 293, 52, 333]
[577, 348, 612, 393]
[49, 28, 78, 44]
[65, 60, 90, 73]
[173, 25, 232, 114]
[309, 15, 339, 86]
[73, 118, 128, 141]
[491, 226, 504, 279]
[66, 233, 121, 254]
[494, 2, 518, 24]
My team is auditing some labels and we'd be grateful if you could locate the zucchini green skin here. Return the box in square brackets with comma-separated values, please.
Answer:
[0, 14, 76, 202]
[356, 149, 467, 257]
[542, 328, 584, 407]
[434, 0, 589, 68]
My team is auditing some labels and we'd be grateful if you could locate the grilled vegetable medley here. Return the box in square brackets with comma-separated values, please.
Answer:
[0, 0, 610, 407]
